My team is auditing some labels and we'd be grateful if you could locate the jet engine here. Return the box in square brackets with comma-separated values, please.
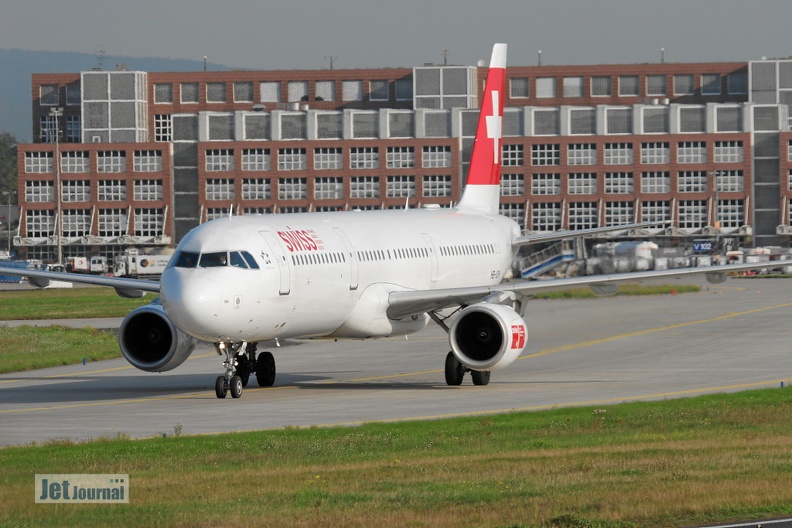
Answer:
[448, 303, 527, 371]
[118, 300, 197, 372]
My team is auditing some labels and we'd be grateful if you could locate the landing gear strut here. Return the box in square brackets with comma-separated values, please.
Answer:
[444, 351, 490, 386]
[214, 341, 277, 399]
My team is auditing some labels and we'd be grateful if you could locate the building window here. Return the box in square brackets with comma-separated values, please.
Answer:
[314, 147, 343, 170]
[181, 83, 199, 103]
[604, 172, 634, 194]
[716, 170, 744, 192]
[40, 84, 59, 106]
[563, 77, 583, 98]
[531, 203, 561, 231]
[568, 202, 598, 230]
[568, 173, 597, 195]
[26, 210, 55, 237]
[531, 144, 560, 166]
[510, 78, 530, 98]
[605, 108, 632, 134]
[674, 74, 694, 95]
[316, 80, 336, 102]
[499, 203, 525, 225]
[134, 179, 163, 201]
[98, 209, 127, 237]
[242, 148, 271, 171]
[206, 178, 235, 201]
[278, 178, 307, 200]
[369, 80, 389, 101]
[641, 200, 671, 224]
[386, 176, 415, 198]
[154, 114, 172, 142]
[678, 200, 707, 229]
[134, 208, 163, 237]
[422, 146, 451, 168]
[287, 81, 308, 103]
[591, 76, 611, 96]
[677, 141, 707, 164]
[97, 151, 127, 173]
[350, 176, 380, 199]
[98, 180, 126, 201]
[350, 147, 379, 169]
[207, 208, 230, 220]
[536, 78, 556, 98]
[605, 201, 634, 226]
[714, 141, 743, 163]
[568, 143, 596, 165]
[134, 150, 163, 172]
[62, 180, 90, 202]
[62, 209, 90, 237]
[154, 83, 173, 104]
[206, 149, 234, 172]
[260, 82, 280, 103]
[25, 152, 53, 173]
[61, 151, 89, 173]
[206, 82, 227, 103]
[646, 75, 667, 96]
[314, 177, 343, 199]
[678, 171, 707, 193]
[502, 144, 524, 166]
[531, 173, 560, 195]
[640, 142, 670, 164]
[500, 174, 524, 196]
[619, 76, 639, 96]
[717, 199, 743, 228]
[386, 146, 415, 169]
[242, 178, 271, 200]
[234, 82, 254, 103]
[25, 180, 54, 203]
[701, 74, 721, 95]
[641, 172, 671, 193]
[727, 71, 748, 95]
[342, 80, 363, 102]
[604, 143, 633, 165]
[66, 116, 81, 143]
[422, 175, 451, 197]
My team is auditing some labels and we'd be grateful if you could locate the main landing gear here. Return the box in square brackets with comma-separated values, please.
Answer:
[444, 351, 491, 386]
[214, 341, 277, 399]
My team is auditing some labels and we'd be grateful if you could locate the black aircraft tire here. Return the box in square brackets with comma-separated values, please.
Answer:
[256, 352, 276, 387]
[215, 375, 228, 399]
[471, 370, 491, 386]
[444, 351, 465, 386]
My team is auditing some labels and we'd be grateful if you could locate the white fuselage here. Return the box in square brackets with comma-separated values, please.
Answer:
[160, 207, 520, 343]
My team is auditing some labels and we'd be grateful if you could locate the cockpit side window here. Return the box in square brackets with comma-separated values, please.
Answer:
[241, 251, 260, 269]
[229, 251, 248, 268]
[172, 251, 200, 268]
[199, 252, 228, 267]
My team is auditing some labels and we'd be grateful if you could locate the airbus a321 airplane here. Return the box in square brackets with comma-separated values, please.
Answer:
[1, 43, 775, 399]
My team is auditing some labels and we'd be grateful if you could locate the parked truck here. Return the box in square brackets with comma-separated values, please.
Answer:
[89, 256, 109, 275]
[113, 249, 171, 278]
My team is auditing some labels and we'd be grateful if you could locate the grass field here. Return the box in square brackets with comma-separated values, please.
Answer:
[1, 389, 791, 527]
[0, 287, 150, 320]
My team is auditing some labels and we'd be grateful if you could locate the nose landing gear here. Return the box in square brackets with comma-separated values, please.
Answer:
[214, 341, 277, 399]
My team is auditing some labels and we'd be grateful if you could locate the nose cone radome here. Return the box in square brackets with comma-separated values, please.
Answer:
[160, 269, 223, 340]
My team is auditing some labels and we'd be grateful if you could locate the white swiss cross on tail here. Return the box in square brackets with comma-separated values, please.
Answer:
[457, 43, 507, 215]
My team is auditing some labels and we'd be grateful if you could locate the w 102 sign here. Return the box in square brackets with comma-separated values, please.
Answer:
[692, 240, 714, 253]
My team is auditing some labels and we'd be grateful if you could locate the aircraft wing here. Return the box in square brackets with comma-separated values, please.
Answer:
[0, 266, 160, 298]
[513, 221, 667, 247]
[385, 261, 777, 320]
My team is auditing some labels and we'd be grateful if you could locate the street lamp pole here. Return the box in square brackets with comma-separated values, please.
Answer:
[712, 170, 721, 257]
[3, 190, 15, 253]
[50, 107, 63, 266]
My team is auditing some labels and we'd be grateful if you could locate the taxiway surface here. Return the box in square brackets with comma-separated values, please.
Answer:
[2, 276, 791, 446]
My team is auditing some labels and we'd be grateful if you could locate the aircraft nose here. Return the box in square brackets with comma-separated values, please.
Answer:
[160, 269, 223, 339]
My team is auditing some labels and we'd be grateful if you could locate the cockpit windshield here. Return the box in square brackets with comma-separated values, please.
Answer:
[170, 250, 260, 269]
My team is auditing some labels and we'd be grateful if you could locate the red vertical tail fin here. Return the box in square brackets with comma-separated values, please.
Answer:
[457, 43, 507, 214]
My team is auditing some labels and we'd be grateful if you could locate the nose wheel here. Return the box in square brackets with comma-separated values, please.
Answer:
[214, 342, 276, 399]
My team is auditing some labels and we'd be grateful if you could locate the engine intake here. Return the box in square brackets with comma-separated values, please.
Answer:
[449, 303, 527, 371]
[118, 300, 197, 372]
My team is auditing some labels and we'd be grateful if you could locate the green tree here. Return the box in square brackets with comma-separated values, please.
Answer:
[0, 132, 18, 204]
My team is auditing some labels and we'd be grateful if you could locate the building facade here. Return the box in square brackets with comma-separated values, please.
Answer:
[15, 54, 792, 263]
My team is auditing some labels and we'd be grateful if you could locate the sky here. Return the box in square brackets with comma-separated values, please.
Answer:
[2, 0, 791, 70]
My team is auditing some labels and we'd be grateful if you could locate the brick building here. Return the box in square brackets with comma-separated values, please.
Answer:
[14, 53, 792, 263]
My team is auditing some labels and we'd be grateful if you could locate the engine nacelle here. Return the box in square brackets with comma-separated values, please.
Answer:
[449, 303, 528, 371]
[118, 300, 197, 372]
